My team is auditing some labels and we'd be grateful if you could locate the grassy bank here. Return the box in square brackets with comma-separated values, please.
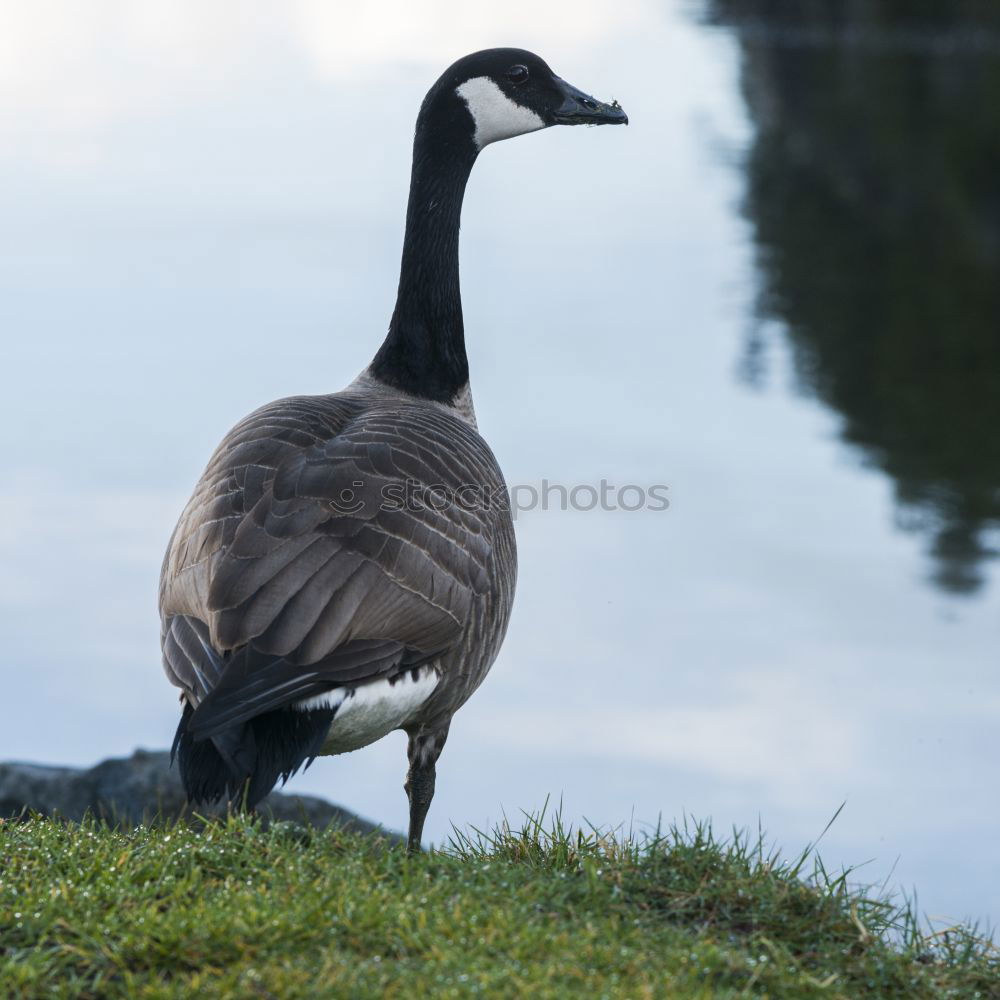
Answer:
[0, 811, 996, 998]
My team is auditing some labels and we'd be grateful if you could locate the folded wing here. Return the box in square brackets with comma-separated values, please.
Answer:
[159, 393, 506, 735]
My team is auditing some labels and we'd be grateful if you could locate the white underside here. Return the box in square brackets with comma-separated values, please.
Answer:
[295, 668, 439, 756]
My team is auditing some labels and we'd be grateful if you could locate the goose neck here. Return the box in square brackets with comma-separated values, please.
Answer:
[369, 129, 477, 403]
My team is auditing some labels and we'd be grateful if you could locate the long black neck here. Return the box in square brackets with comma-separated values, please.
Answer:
[369, 115, 478, 402]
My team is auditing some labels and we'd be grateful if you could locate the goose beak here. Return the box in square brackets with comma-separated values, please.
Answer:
[551, 77, 628, 126]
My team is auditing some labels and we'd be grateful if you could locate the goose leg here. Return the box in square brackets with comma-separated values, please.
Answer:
[404, 722, 450, 853]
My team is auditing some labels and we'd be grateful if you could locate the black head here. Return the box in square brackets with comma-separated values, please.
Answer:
[371, 48, 626, 404]
[417, 47, 628, 153]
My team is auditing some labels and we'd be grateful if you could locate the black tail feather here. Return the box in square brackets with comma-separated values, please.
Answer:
[172, 702, 336, 810]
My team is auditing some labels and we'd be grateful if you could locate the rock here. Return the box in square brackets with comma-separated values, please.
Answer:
[0, 748, 399, 840]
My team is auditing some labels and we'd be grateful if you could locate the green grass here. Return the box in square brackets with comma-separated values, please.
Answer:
[0, 809, 996, 998]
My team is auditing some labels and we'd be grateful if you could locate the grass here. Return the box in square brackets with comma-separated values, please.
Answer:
[0, 808, 996, 998]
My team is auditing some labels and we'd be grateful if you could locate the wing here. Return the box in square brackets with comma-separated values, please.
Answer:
[159, 392, 509, 732]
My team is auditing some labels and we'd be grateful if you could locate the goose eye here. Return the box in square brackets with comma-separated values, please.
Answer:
[506, 64, 529, 85]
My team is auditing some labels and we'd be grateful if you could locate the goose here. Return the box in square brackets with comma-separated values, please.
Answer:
[159, 48, 627, 851]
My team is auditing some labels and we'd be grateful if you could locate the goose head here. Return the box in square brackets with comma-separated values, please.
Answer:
[419, 47, 628, 153]
[372, 48, 626, 404]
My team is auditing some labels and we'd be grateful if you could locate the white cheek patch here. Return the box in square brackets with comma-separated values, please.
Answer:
[456, 76, 545, 150]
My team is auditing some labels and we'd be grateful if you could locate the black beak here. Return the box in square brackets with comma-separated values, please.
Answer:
[551, 77, 628, 126]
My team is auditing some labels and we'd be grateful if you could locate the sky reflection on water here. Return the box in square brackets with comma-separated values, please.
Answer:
[0, 1, 996, 924]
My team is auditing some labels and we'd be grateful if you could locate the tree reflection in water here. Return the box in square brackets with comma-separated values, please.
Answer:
[706, 2, 1000, 594]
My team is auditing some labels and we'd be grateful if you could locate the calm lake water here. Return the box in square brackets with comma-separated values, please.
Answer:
[1, 2, 997, 924]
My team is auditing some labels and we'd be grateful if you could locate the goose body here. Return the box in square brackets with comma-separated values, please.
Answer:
[159, 48, 626, 849]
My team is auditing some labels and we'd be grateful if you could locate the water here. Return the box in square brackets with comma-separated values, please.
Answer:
[1, 1, 996, 925]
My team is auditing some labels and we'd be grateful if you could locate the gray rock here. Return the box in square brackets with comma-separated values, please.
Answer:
[0, 748, 400, 840]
